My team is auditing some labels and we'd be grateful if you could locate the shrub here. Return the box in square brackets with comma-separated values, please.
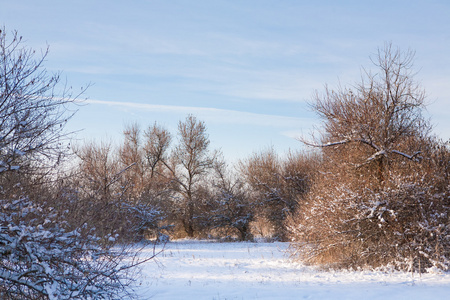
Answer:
[0, 197, 155, 299]
[289, 43, 449, 272]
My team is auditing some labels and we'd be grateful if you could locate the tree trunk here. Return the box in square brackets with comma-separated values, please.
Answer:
[184, 199, 195, 237]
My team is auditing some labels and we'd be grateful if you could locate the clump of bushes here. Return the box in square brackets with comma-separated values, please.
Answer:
[288, 44, 450, 273]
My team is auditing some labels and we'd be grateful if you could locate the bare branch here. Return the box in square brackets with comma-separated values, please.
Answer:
[391, 150, 422, 161]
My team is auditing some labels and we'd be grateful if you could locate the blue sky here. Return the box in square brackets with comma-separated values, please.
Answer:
[1, 0, 449, 161]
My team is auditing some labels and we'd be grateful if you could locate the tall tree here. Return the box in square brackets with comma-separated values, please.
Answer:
[304, 43, 430, 184]
[167, 115, 216, 237]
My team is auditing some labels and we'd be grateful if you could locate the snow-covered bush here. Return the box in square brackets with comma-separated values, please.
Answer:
[0, 198, 152, 299]
[288, 164, 449, 272]
[289, 44, 450, 272]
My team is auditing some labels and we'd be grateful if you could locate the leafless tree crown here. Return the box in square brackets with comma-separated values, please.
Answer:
[302, 44, 432, 183]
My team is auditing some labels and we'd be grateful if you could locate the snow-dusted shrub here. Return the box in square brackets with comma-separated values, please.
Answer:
[289, 44, 449, 272]
[0, 198, 154, 299]
[288, 164, 449, 272]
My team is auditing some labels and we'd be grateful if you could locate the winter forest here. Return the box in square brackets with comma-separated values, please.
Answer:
[1, 28, 449, 299]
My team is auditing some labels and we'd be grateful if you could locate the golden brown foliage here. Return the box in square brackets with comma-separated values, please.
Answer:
[289, 44, 450, 272]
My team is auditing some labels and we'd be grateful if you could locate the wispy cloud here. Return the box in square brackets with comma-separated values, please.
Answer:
[85, 99, 314, 129]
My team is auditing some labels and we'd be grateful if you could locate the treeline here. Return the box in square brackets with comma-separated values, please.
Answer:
[69, 116, 318, 243]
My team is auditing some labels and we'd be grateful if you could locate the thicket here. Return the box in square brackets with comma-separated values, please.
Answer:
[73, 122, 315, 242]
[288, 44, 450, 273]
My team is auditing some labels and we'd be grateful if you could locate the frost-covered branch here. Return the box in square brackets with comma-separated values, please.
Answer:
[302, 138, 381, 152]
[391, 150, 422, 161]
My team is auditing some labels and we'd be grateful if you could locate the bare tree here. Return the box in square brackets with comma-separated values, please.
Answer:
[303, 43, 430, 184]
[0, 28, 85, 177]
[240, 148, 286, 240]
[119, 123, 174, 241]
[143, 122, 172, 179]
[166, 115, 217, 237]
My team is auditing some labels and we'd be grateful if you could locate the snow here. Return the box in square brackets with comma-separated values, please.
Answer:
[134, 241, 450, 299]
[13, 148, 26, 156]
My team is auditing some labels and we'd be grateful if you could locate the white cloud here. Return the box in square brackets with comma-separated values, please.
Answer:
[85, 99, 314, 129]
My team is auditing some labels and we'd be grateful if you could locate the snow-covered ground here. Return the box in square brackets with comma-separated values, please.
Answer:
[133, 240, 450, 300]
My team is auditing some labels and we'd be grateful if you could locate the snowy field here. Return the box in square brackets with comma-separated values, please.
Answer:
[133, 240, 450, 300]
